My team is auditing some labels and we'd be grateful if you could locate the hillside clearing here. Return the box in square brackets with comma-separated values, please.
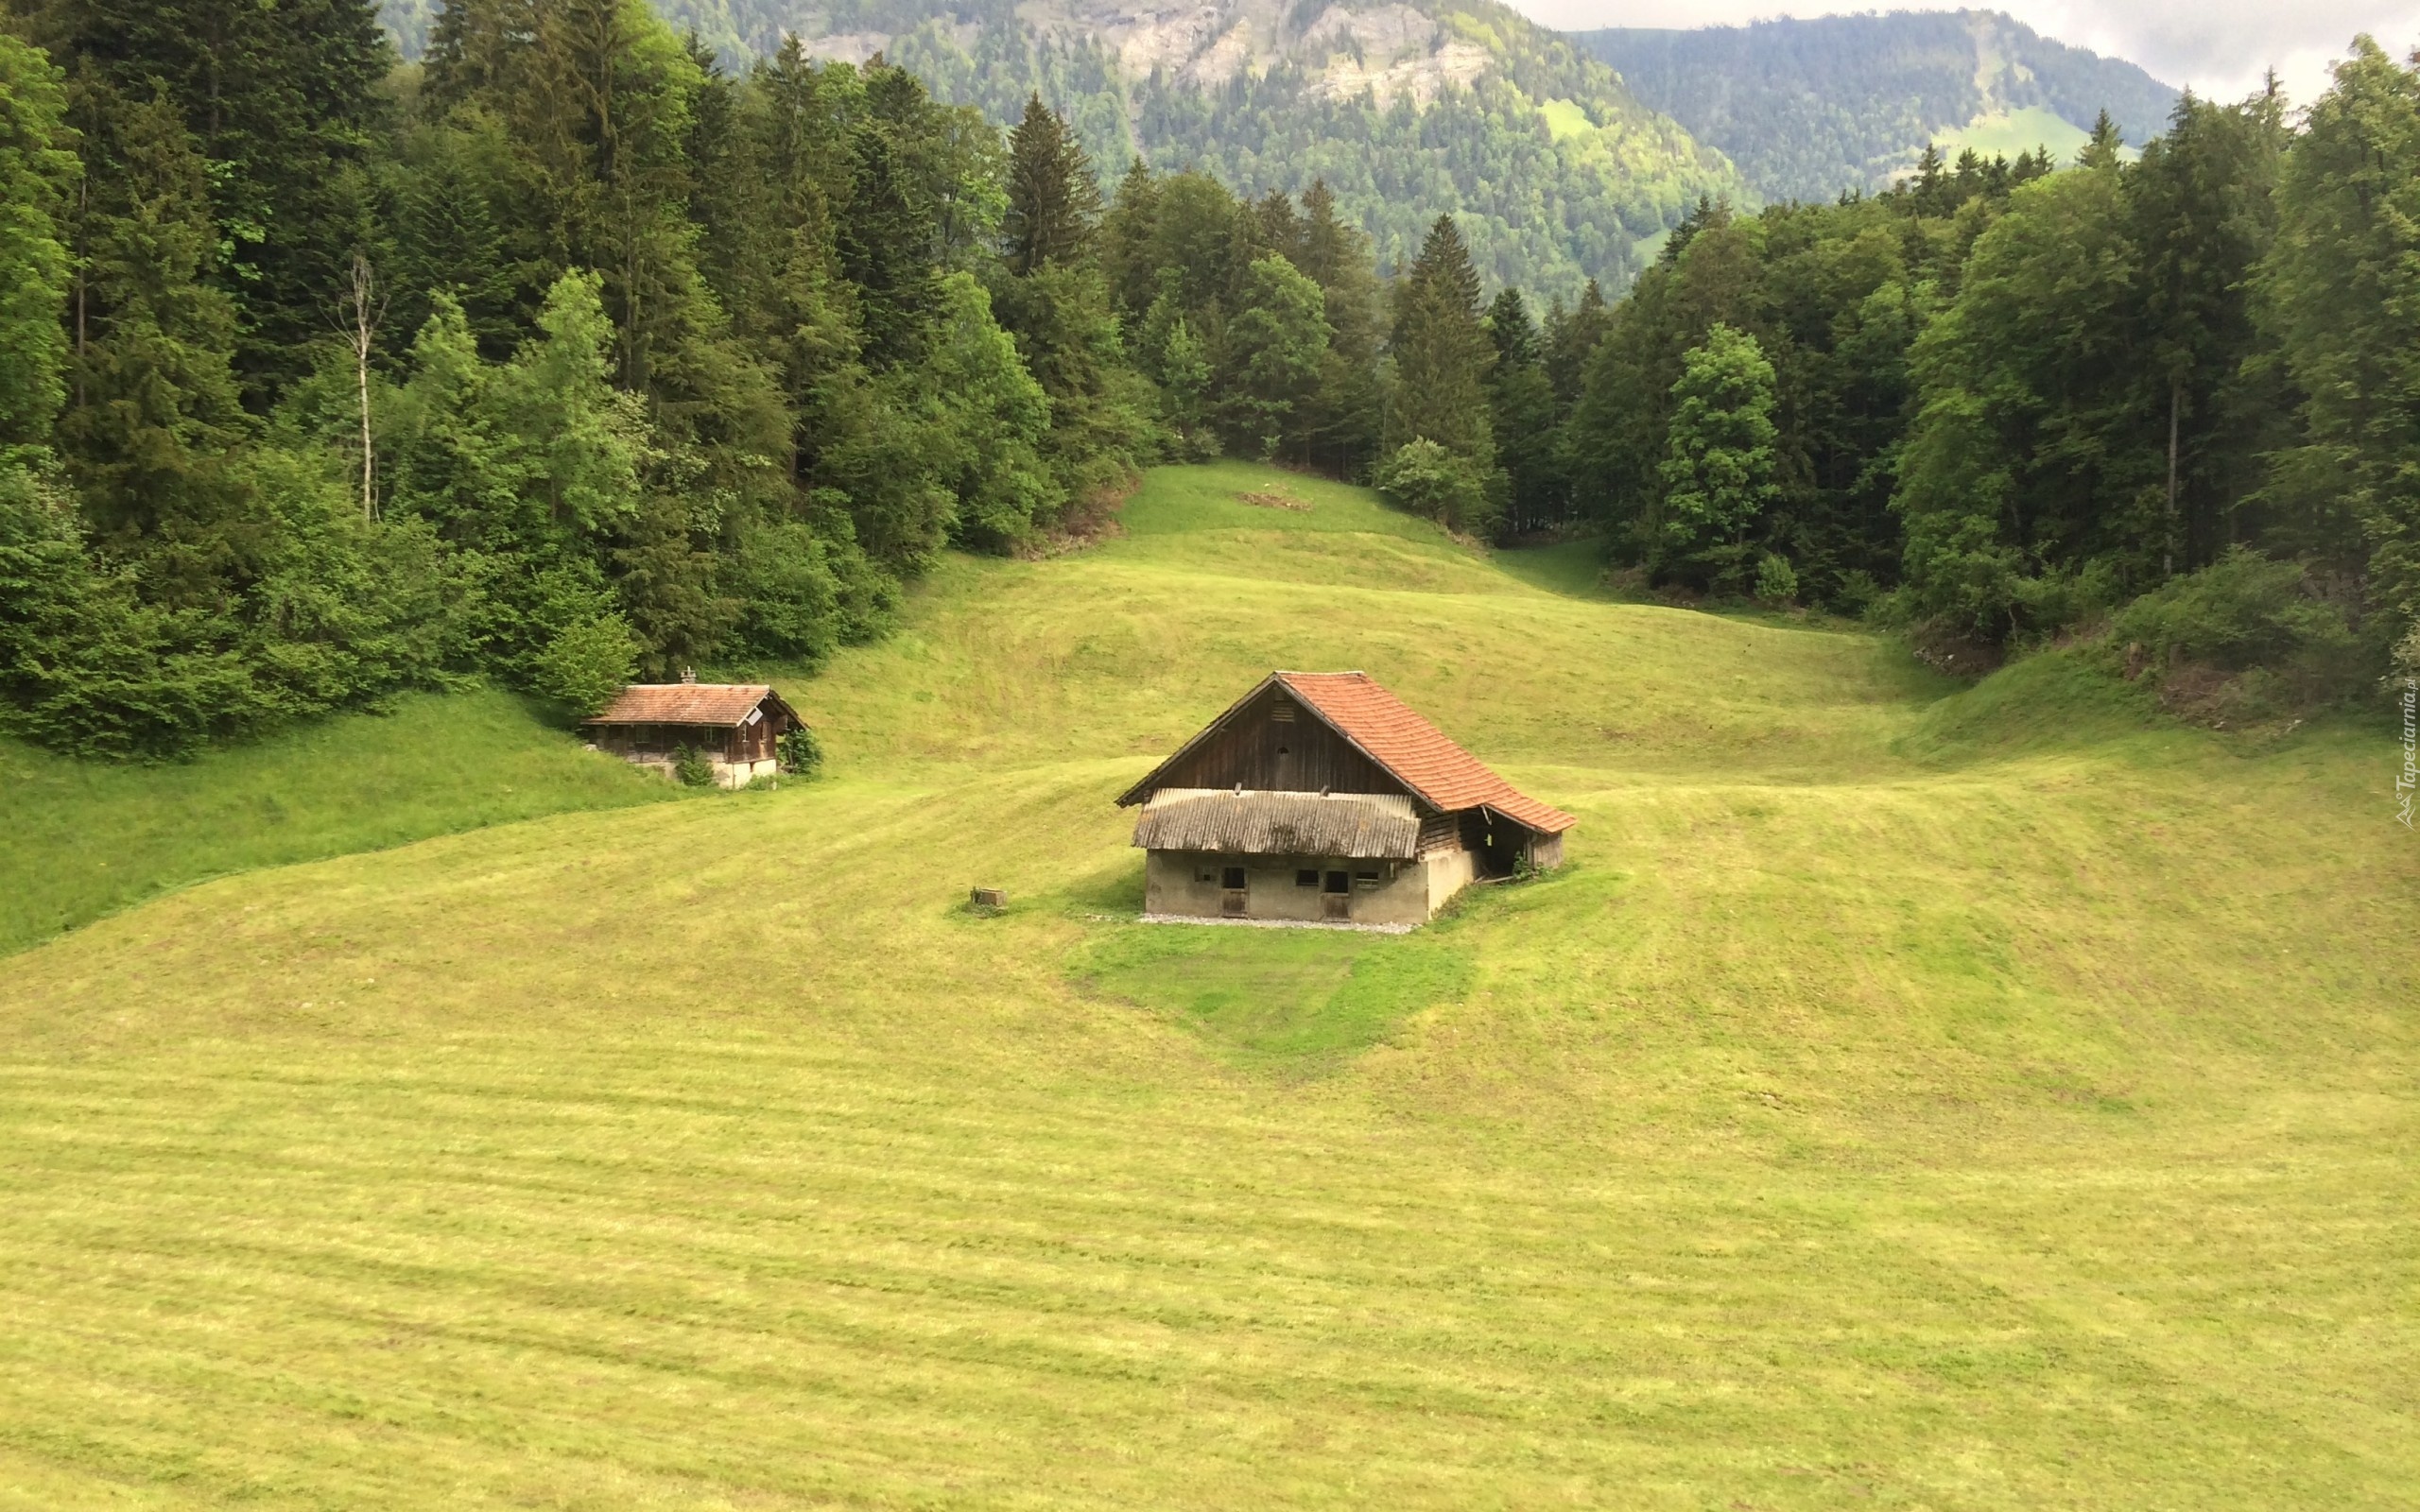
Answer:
[0, 462, 2411, 1508]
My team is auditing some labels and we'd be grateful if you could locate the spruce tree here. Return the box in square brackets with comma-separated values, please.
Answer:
[1295, 179, 1383, 474]
[56, 80, 248, 579]
[0, 34, 77, 455]
[1003, 94, 1098, 276]
[1486, 288, 1561, 529]
[1387, 214, 1493, 463]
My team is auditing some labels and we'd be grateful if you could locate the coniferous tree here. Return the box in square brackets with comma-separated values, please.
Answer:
[1291, 178, 1382, 475]
[2130, 86, 2291, 571]
[1003, 93, 1099, 276]
[56, 81, 250, 586]
[2259, 38, 2420, 648]
[1387, 214, 1494, 464]
[1485, 288, 1562, 531]
[0, 34, 77, 457]
[23, 0, 394, 406]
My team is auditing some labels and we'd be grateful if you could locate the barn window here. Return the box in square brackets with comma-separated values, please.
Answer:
[1271, 700, 1295, 722]
[1355, 870, 1380, 888]
[1295, 868, 1319, 887]
[1322, 870, 1348, 894]
[1221, 867, 1246, 890]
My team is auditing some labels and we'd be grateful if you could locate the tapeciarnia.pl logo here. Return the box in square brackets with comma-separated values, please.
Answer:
[2399, 677, 2416, 829]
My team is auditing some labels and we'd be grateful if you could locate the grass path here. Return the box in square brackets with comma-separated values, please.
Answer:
[0, 460, 2412, 1507]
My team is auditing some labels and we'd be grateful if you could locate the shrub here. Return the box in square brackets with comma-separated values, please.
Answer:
[528, 612, 638, 715]
[672, 744, 717, 787]
[1754, 552, 1799, 606]
[1374, 438, 1497, 536]
[2111, 549, 2356, 673]
[778, 725, 824, 778]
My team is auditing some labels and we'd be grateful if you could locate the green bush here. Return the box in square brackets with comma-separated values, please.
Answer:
[2111, 550, 2357, 673]
[1373, 438, 1498, 536]
[777, 725, 824, 778]
[672, 744, 717, 787]
[1754, 552, 1799, 606]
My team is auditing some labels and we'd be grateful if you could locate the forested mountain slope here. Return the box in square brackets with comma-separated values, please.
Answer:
[381, 0, 1747, 297]
[1578, 9, 2180, 202]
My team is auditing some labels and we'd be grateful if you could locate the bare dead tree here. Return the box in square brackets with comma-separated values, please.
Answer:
[337, 249, 388, 521]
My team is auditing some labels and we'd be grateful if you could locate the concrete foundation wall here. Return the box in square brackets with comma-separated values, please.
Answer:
[1144, 849, 1475, 926]
[592, 747, 778, 790]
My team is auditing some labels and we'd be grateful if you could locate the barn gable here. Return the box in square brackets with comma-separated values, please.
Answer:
[1116, 677, 1411, 805]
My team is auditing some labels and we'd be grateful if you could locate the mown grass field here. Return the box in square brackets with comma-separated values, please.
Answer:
[0, 687, 682, 957]
[1, 460, 2413, 1508]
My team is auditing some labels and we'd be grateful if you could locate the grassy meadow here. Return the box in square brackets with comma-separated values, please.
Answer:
[0, 688, 682, 957]
[0, 459, 2413, 1507]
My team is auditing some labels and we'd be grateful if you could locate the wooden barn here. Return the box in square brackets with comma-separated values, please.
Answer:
[1119, 671, 1574, 926]
[583, 678, 803, 789]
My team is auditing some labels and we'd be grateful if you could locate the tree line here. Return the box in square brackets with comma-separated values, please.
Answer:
[2, 2, 2411, 755]
[1455, 47, 2420, 707]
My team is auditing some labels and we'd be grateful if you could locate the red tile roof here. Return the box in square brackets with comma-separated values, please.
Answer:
[1275, 671, 1575, 834]
[585, 683, 788, 728]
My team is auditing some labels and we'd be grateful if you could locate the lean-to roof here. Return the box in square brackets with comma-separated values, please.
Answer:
[1131, 788, 1422, 859]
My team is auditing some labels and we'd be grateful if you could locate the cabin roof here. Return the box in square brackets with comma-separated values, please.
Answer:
[584, 683, 797, 729]
[1120, 671, 1577, 835]
[1132, 788, 1422, 859]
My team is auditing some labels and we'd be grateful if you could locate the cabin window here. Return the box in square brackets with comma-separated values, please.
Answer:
[1322, 870, 1348, 894]
[1221, 867, 1246, 890]
[1295, 868, 1319, 887]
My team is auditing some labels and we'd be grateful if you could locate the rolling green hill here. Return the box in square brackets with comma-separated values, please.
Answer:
[1578, 9, 2178, 202]
[2, 463, 2413, 1506]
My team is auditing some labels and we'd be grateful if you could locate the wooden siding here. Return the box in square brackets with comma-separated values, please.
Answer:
[1143, 683, 1406, 799]
[1416, 812, 1463, 857]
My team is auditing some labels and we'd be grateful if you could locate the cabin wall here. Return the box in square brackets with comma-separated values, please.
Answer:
[1152, 685, 1405, 797]
[1144, 849, 1470, 927]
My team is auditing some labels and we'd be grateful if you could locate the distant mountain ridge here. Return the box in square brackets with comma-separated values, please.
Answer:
[384, 0, 1747, 297]
[1576, 9, 2181, 203]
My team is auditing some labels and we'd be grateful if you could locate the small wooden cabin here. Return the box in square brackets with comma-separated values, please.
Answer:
[1119, 671, 1574, 926]
[584, 679, 803, 789]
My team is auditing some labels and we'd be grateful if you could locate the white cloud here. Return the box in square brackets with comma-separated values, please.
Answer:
[1507, 0, 2420, 112]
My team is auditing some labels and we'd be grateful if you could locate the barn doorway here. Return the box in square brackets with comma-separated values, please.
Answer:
[1462, 812, 1525, 880]
[1322, 869, 1350, 920]
[1221, 866, 1248, 917]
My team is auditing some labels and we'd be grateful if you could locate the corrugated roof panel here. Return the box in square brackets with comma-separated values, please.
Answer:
[1132, 788, 1422, 859]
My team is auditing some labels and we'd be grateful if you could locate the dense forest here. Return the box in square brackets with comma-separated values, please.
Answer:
[1498, 53, 2420, 712]
[1580, 10, 2178, 203]
[0, 0, 1428, 754]
[0, 0, 2414, 758]
[387, 0, 1746, 299]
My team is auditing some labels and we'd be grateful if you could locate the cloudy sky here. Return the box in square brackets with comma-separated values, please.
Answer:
[1505, 0, 2419, 108]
